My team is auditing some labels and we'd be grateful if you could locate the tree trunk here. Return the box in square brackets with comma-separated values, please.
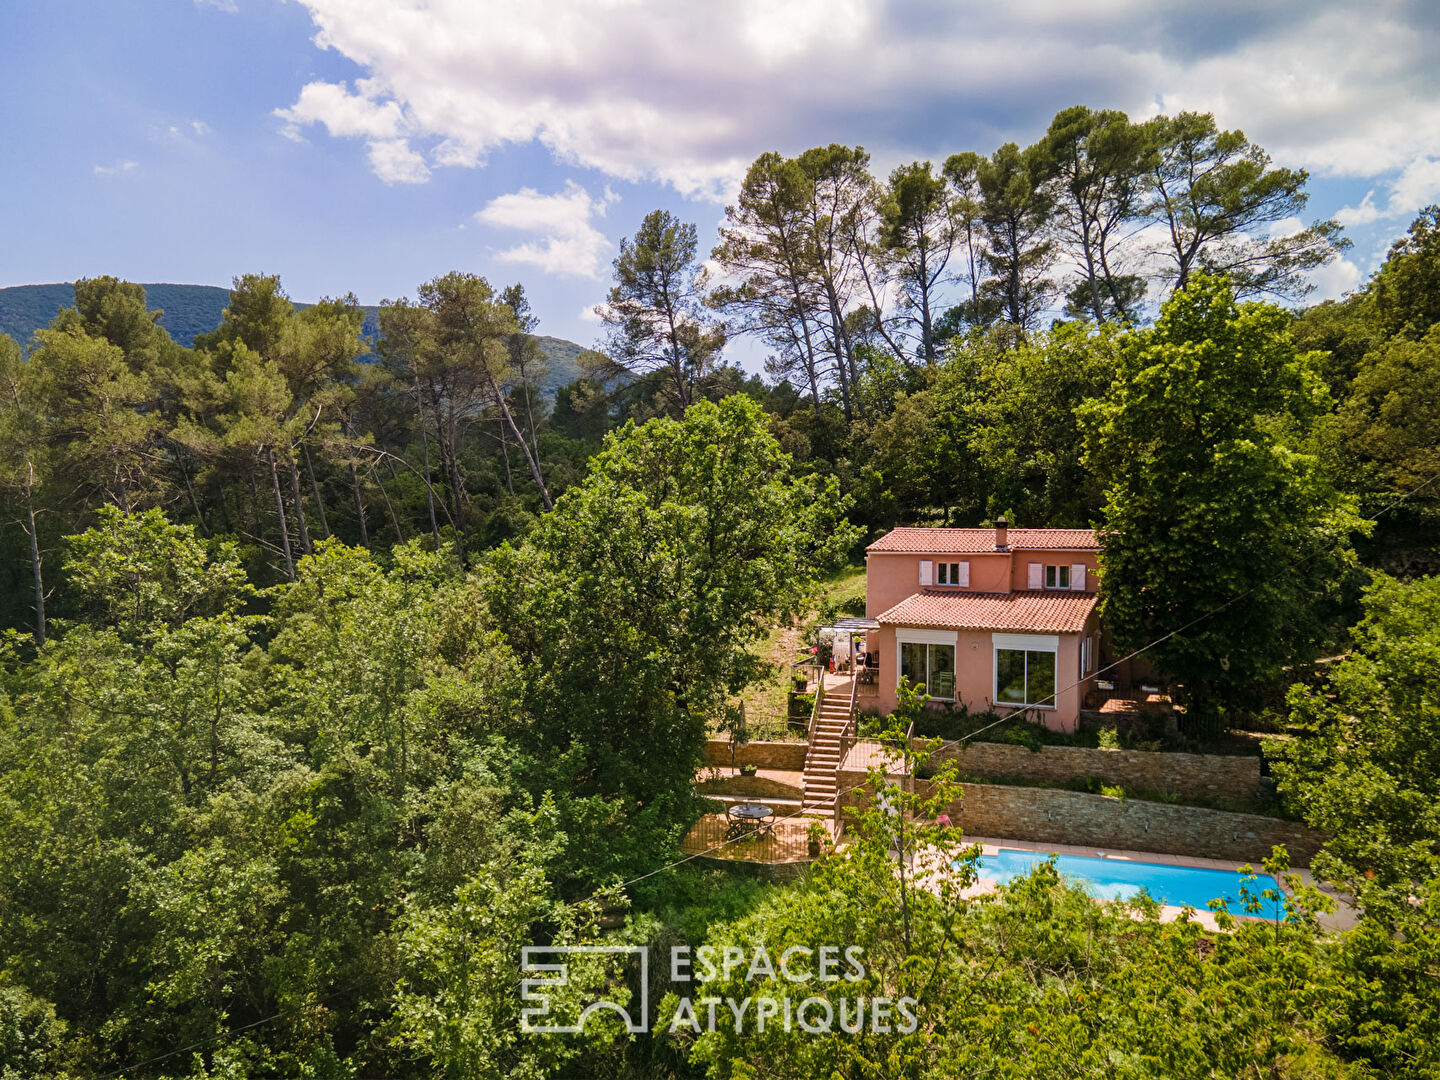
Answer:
[419, 429, 440, 546]
[288, 459, 313, 556]
[303, 443, 331, 539]
[379, 460, 407, 542]
[486, 371, 554, 511]
[343, 420, 369, 547]
[498, 418, 515, 496]
[348, 460, 369, 547]
[181, 460, 209, 536]
[267, 449, 296, 581]
[24, 467, 44, 647]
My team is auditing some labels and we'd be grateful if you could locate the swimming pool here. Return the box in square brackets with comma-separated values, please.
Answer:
[975, 848, 1286, 919]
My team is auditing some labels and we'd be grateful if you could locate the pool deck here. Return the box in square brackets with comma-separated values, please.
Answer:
[956, 835, 1359, 932]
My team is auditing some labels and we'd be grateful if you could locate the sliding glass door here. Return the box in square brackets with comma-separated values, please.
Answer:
[899, 640, 956, 700]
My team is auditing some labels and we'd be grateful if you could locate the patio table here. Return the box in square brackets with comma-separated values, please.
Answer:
[726, 802, 775, 841]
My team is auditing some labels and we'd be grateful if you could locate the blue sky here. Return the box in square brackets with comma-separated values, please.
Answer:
[3, 0, 1438, 360]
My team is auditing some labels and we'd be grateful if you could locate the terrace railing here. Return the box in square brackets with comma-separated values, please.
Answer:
[807, 675, 826, 742]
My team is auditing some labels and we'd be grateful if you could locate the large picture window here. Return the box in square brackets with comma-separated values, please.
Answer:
[899, 640, 956, 700]
[993, 635, 1058, 707]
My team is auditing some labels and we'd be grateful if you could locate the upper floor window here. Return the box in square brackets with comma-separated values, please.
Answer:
[936, 561, 968, 587]
[1028, 561, 1088, 591]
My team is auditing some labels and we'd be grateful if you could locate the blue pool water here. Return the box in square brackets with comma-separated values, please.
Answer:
[975, 849, 1286, 919]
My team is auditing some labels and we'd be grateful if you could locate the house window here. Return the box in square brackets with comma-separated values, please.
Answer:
[935, 561, 967, 587]
[994, 636, 1057, 708]
[899, 641, 956, 700]
[1044, 564, 1070, 589]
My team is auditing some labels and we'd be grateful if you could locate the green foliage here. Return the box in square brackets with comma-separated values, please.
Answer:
[1336, 325, 1440, 492]
[1327, 875, 1440, 1076]
[62, 506, 251, 632]
[956, 320, 1120, 525]
[1083, 274, 1365, 730]
[391, 817, 625, 1080]
[484, 395, 859, 883]
[598, 209, 726, 415]
[1269, 573, 1440, 906]
[1369, 205, 1440, 341]
[1141, 112, 1349, 300]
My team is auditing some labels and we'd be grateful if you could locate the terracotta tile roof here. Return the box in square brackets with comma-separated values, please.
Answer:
[875, 589, 1099, 634]
[867, 526, 1098, 554]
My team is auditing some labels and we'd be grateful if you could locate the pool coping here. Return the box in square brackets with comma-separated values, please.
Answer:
[958, 834, 1358, 932]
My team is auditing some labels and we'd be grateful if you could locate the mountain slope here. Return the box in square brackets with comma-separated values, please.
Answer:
[0, 282, 594, 394]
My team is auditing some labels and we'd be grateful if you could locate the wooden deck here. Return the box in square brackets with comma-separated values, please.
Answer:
[680, 812, 825, 864]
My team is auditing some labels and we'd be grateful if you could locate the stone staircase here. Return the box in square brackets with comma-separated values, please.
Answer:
[801, 680, 853, 819]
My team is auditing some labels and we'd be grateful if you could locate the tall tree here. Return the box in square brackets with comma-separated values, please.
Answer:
[880, 161, 959, 364]
[976, 142, 1058, 336]
[942, 151, 991, 331]
[482, 394, 857, 881]
[596, 210, 725, 415]
[962, 321, 1121, 524]
[0, 334, 48, 642]
[499, 283, 550, 469]
[1268, 573, 1440, 908]
[1336, 326, 1440, 493]
[1368, 204, 1440, 339]
[26, 324, 159, 514]
[1042, 105, 1151, 323]
[1143, 111, 1347, 299]
[423, 272, 553, 513]
[1082, 274, 1363, 734]
[796, 144, 875, 419]
[710, 152, 830, 407]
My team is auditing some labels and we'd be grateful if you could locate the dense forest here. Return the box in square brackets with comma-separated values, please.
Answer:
[1, 104, 1438, 1078]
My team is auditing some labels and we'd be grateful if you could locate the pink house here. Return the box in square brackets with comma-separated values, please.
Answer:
[862, 519, 1103, 733]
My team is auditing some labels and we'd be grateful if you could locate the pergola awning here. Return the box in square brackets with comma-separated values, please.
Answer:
[817, 617, 880, 633]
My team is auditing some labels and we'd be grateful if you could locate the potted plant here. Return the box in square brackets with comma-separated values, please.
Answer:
[806, 820, 828, 858]
[739, 763, 759, 777]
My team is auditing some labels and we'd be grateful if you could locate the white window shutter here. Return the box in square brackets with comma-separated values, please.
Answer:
[1027, 562, 1042, 589]
[919, 560, 933, 586]
[957, 560, 970, 587]
[1070, 563, 1086, 591]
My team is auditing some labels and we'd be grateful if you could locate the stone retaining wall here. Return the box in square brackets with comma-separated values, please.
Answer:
[704, 739, 807, 770]
[696, 775, 805, 801]
[836, 771, 1324, 866]
[925, 739, 1261, 805]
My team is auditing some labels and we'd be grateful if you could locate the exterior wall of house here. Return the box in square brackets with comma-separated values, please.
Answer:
[1009, 551, 1100, 592]
[865, 548, 1099, 618]
[871, 622, 1088, 733]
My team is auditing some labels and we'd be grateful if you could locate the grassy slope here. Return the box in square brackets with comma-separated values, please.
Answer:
[0, 282, 590, 394]
[732, 563, 868, 742]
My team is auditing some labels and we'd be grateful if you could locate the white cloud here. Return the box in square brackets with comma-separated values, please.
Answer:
[1338, 157, 1440, 228]
[1307, 255, 1363, 302]
[367, 138, 430, 184]
[195, 0, 237, 11]
[191, 120, 211, 136]
[274, 79, 420, 174]
[1336, 192, 1382, 228]
[93, 160, 138, 178]
[474, 182, 617, 278]
[278, 1, 1440, 203]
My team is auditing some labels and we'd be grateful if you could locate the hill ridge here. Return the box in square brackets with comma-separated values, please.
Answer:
[0, 281, 592, 395]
